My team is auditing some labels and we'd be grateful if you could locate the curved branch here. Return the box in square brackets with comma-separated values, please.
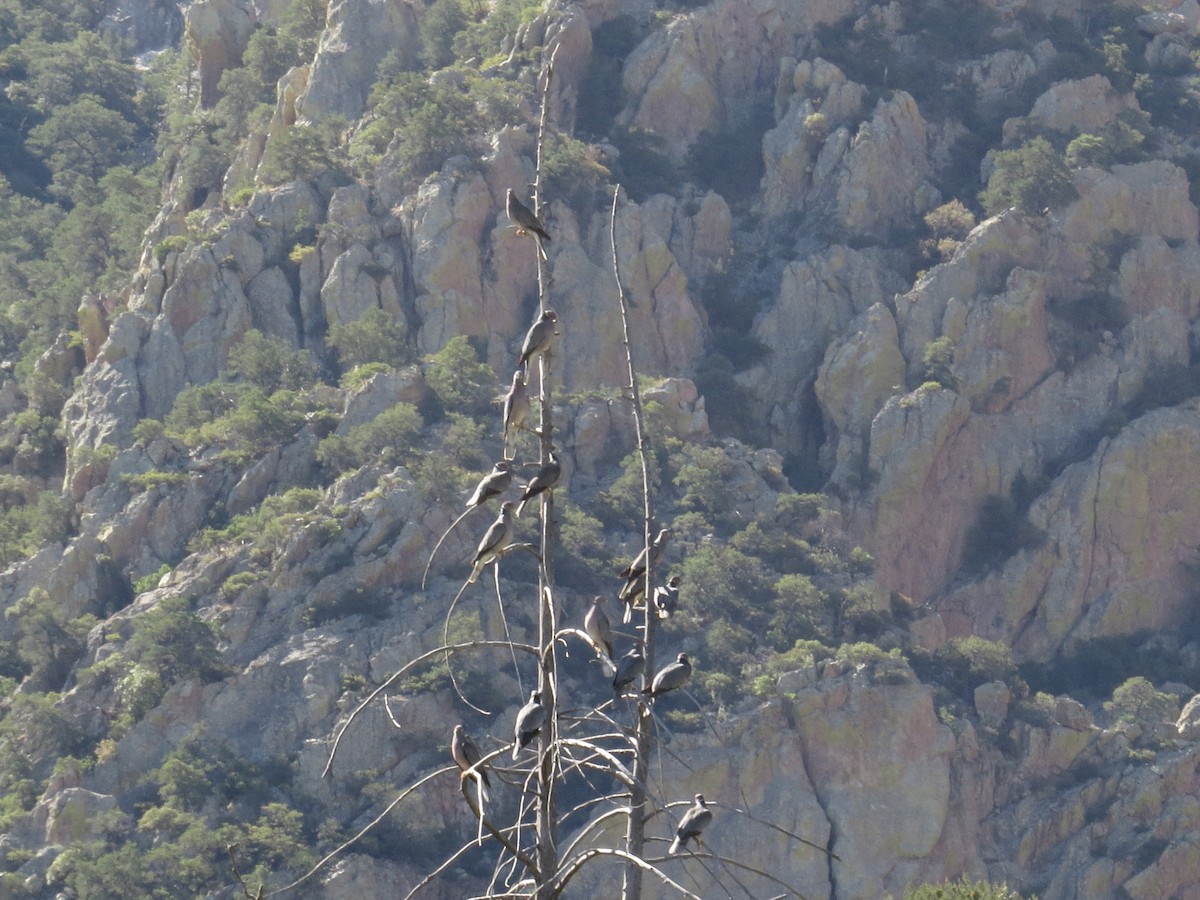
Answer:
[461, 775, 541, 879]
[322, 639, 537, 778]
[269, 766, 453, 896]
[422, 503, 480, 589]
[550, 847, 704, 900]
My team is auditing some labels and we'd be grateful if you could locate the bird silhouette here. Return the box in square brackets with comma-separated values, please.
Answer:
[423, 462, 513, 589]
[517, 309, 558, 374]
[451, 724, 491, 803]
[515, 450, 560, 517]
[467, 500, 515, 584]
[506, 189, 551, 242]
[501, 371, 529, 458]
[584, 595, 614, 663]
[612, 643, 645, 697]
[618, 528, 671, 622]
[512, 690, 546, 759]
[644, 652, 691, 698]
[668, 794, 713, 855]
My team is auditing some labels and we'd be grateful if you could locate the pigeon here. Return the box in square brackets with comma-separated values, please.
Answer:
[584, 596, 614, 662]
[513, 690, 546, 759]
[467, 500, 515, 584]
[506, 189, 551, 242]
[668, 794, 713, 855]
[517, 309, 558, 372]
[501, 370, 530, 457]
[653, 574, 682, 619]
[451, 724, 491, 802]
[465, 461, 512, 509]
[612, 643, 645, 697]
[515, 450, 560, 517]
[618, 528, 671, 622]
[645, 652, 691, 699]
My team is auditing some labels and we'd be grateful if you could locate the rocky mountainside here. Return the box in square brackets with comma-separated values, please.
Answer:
[5, 0, 1200, 897]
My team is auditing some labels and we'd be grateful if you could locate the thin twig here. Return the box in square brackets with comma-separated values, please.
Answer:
[322, 639, 537, 778]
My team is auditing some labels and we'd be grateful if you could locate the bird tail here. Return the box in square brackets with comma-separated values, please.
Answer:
[511, 742, 522, 761]
[668, 836, 684, 855]
[466, 769, 489, 804]
[622, 602, 633, 624]
[515, 498, 528, 517]
[467, 561, 482, 584]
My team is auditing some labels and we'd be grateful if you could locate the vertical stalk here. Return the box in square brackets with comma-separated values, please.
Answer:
[609, 185, 656, 900]
[532, 49, 559, 900]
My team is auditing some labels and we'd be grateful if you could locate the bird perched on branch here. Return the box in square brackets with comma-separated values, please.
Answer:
[512, 690, 546, 759]
[506, 189, 551, 242]
[500, 370, 529, 458]
[645, 652, 691, 699]
[653, 574, 682, 619]
[668, 794, 713, 855]
[467, 500, 515, 584]
[618, 527, 671, 622]
[517, 309, 558, 373]
[423, 462, 513, 589]
[584, 595, 614, 663]
[465, 460, 513, 509]
[515, 450, 560, 517]
[451, 724, 491, 803]
[612, 643, 645, 697]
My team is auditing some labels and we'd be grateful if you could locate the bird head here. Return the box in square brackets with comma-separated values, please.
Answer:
[543, 309, 557, 322]
[695, 794, 706, 806]
[678, 653, 689, 664]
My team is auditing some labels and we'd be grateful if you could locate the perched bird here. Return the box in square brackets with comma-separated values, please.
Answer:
[517, 309, 558, 372]
[506, 189, 551, 242]
[451, 724, 491, 802]
[668, 794, 713, 855]
[645, 652, 691, 699]
[422, 463, 513, 589]
[612, 643, 645, 697]
[618, 528, 671, 622]
[501, 370, 530, 457]
[465, 460, 513, 509]
[512, 690, 546, 759]
[583, 596, 614, 662]
[468, 500, 515, 584]
[515, 450, 560, 517]
[653, 574, 683, 619]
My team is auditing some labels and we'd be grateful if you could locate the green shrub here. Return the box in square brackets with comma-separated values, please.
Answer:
[980, 137, 1077, 216]
[921, 336, 957, 389]
[227, 329, 319, 394]
[906, 875, 1035, 899]
[328, 308, 411, 370]
[424, 335, 495, 415]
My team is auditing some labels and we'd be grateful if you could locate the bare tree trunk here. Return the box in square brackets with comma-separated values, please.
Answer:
[610, 186, 657, 900]
[532, 51, 559, 900]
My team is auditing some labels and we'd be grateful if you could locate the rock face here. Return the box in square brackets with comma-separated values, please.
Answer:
[185, 0, 256, 108]
[12, 0, 1200, 898]
[297, 0, 420, 123]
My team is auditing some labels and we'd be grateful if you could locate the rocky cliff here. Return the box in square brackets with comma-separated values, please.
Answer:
[5, 0, 1200, 897]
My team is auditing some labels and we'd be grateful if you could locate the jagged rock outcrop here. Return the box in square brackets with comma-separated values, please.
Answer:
[99, 0, 183, 53]
[296, 0, 420, 123]
[1002, 74, 1139, 144]
[942, 402, 1200, 659]
[619, 0, 860, 153]
[185, 0, 256, 108]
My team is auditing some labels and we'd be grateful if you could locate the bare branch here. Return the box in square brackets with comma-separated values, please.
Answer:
[551, 847, 705, 900]
[323, 639, 537, 778]
[270, 766, 452, 896]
